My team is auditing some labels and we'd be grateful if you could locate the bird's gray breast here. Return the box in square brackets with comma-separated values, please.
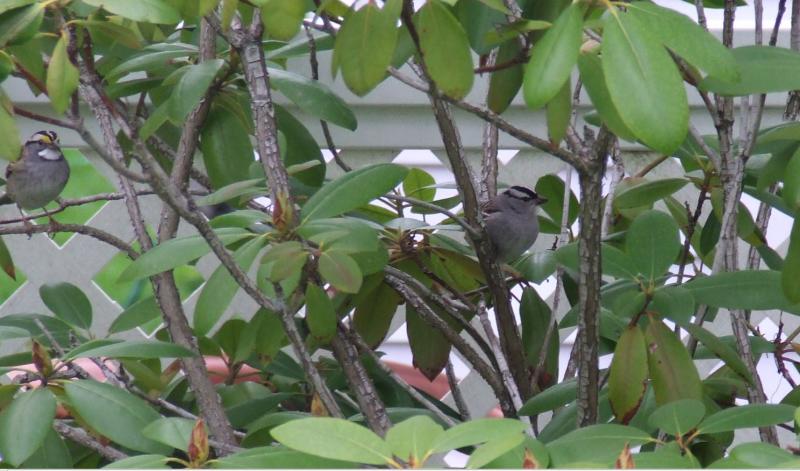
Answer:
[7, 157, 69, 209]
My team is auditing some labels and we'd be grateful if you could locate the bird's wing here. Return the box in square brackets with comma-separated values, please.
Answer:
[480, 198, 502, 216]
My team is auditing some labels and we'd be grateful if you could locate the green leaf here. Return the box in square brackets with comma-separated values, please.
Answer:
[118, 228, 253, 282]
[546, 79, 571, 145]
[39, 282, 92, 331]
[679, 323, 754, 385]
[319, 251, 362, 293]
[141, 417, 194, 452]
[167, 59, 223, 123]
[432, 419, 526, 452]
[213, 446, 353, 468]
[103, 454, 169, 469]
[21, 428, 71, 469]
[701, 46, 800, 95]
[577, 52, 637, 141]
[0, 3, 43, 47]
[520, 287, 558, 385]
[602, 10, 688, 153]
[108, 296, 161, 334]
[0, 389, 56, 466]
[259, 0, 305, 40]
[354, 281, 401, 348]
[0, 236, 14, 280]
[200, 105, 255, 190]
[487, 40, 524, 114]
[82, 0, 180, 24]
[627, 2, 738, 81]
[0, 100, 20, 161]
[197, 179, 265, 206]
[406, 304, 451, 381]
[301, 163, 408, 221]
[481, 436, 550, 469]
[522, 2, 582, 109]
[194, 237, 266, 336]
[47, 33, 79, 114]
[467, 434, 526, 469]
[78, 19, 142, 49]
[614, 178, 689, 210]
[0, 0, 35, 16]
[626, 210, 680, 281]
[546, 424, 653, 467]
[455, 0, 506, 55]
[783, 148, 800, 211]
[783, 221, 800, 303]
[270, 68, 357, 131]
[385, 416, 443, 465]
[686, 270, 798, 311]
[66, 380, 169, 454]
[106, 45, 196, 79]
[271, 418, 393, 465]
[647, 399, 705, 436]
[519, 379, 577, 416]
[697, 404, 796, 434]
[305, 284, 337, 343]
[334, 2, 398, 95]
[534, 174, 580, 226]
[609, 325, 648, 424]
[729, 442, 796, 468]
[645, 315, 703, 405]
[417, 0, 474, 99]
[275, 105, 326, 188]
[64, 340, 194, 361]
[403, 167, 436, 201]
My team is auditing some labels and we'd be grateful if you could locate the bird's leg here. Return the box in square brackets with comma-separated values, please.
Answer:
[43, 207, 58, 235]
[17, 205, 34, 238]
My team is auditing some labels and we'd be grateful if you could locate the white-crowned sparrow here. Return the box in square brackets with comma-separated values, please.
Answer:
[482, 185, 548, 262]
[0, 131, 70, 228]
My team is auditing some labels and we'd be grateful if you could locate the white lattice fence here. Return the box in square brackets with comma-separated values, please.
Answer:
[1, 41, 798, 446]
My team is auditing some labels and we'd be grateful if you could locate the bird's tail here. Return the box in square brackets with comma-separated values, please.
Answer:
[0, 193, 12, 206]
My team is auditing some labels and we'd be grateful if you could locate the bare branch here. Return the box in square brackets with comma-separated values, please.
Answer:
[54, 421, 128, 461]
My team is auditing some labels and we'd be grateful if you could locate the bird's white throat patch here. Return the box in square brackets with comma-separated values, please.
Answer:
[38, 148, 62, 161]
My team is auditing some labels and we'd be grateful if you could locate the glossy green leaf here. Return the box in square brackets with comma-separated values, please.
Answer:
[519, 379, 577, 416]
[21, 428, 71, 469]
[577, 52, 637, 141]
[784, 221, 800, 303]
[0, 0, 35, 16]
[270, 68, 357, 131]
[194, 237, 266, 336]
[0, 3, 43, 47]
[481, 436, 550, 469]
[546, 424, 652, 467]
[118, 228, 252, 281]
[627, 2, 738, 81]
[523, 2, 582, 109]
[301, 163, 408, 221]
[686, 270, 798, 311]
[65, 380, 169, 454]
[602, 10, 688, 153]
[65, 339, 194, 360]
[334, 2, 398, 95]
[535, 174, 579, 226]
[167, 59, 223, 123]
[680, 323, 754, 385]
[0, 236, 14, 280]
[406, 304, 451, 381]
[354, 281, 401, 348]
[0, 389, 56, 466]
[609, 325, 648, 424]
[627, 210, 680, 281]
[103, 454, 169, 469]
[385, 416, 443, 465]
[546, 79, 571, 144]
[78, 19, 142, 49]
[141, 417, 194, 452]
[455, 0, 505, 55]
[697, 404, 796, 434]
[487, 40, 524, 114]
[645, 315, 703, 404]
[108, 296, 160, 334]
[701, 46, 800, 95]
[520, 287, 558, 386]
[729, 442, 796, 468]
[403, 167, 436, 202]
[647, 399, 705, 436]
[319, 251, 362, 293]
[417, 0, 474, 99]
[39, 282, 92, 331]
[47, 33, 79, 114]
[305, 284, 337, 343]
[82, 0, 180, 24]
[467, 434, 526, 469]
[275, 105, 326, 188]
[106, 45, 196, 79]
[259, 0, 305, 40]
[213, 445, 354, 468]
[0, 100, 20, 161]
[272, 418, 393, 465]
[432, 419, 526, 452]
[614, 178, 689, 210]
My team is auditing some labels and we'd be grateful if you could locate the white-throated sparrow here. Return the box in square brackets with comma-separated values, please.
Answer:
[482, 185, 548, 262]
[0, 131, 70, 226]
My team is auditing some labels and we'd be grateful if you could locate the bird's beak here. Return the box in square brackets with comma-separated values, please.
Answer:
[535, 196, 549, 205]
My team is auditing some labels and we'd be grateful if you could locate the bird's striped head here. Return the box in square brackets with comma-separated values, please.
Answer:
[28, 130, 59, 145]
[504, 185, 548, 205]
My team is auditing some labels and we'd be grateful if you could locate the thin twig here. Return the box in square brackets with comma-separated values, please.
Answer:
[54, 421, 128, 461]
[445, 359, 470, 421]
